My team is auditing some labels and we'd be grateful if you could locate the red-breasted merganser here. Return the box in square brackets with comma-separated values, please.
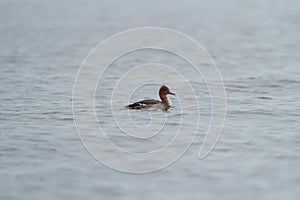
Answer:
[126, 85, 175, 111]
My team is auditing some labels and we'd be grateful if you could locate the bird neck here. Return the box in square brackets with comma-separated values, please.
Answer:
[160, 95, 171, 107]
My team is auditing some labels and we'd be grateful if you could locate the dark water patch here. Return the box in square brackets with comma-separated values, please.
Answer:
[24, 138, 49, 143]
[59, 117, 74, 121]
[278, 79, 300, 84]
[0, 147, 19, 152]
[257, 96, 273, 100]
[33, 147, 58, 152]
[213, 147, 231, 153]
[246, 76, 261, 80]
[229, 109, 278, 117]
[231, 84, 249, 89]
[268, 84, 282, 88]
[165, 122, 181, 126]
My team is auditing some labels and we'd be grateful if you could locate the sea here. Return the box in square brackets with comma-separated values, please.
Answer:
[0, 0, 299, 199]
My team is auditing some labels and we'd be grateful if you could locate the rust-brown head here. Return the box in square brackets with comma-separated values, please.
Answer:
[159, 85, 175, 99]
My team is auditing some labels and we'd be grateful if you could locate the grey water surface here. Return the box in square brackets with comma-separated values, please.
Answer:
[1, 0, 300, 200]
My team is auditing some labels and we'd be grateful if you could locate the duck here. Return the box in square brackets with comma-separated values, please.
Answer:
[126, 85, 175, 111]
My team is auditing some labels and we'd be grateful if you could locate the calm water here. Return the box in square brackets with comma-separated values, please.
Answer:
[1, 0, 300, 199]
